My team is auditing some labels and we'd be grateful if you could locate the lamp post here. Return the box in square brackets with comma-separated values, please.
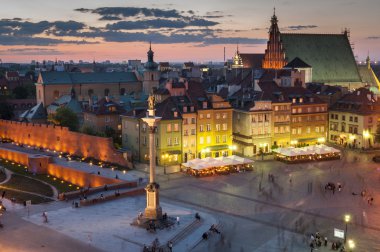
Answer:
[161, 153, 169, 175]
[344, 214, 351, 243]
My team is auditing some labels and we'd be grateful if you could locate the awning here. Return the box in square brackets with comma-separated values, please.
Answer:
[205, 145, 230, 151]
[165, 150, 182, 155]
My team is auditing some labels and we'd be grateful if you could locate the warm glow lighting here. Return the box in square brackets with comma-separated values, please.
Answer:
[349, 135, 356, 141]
[345, 214, 351, 223]
[229, 145, 237, 150]
[363, 130, 370, 139]
[76, 187, 80, 190]
[69, 184, 72, 187]
[290, 140, 298, 145]
[53, 178, 56, 180]
[317, 137, 326, 143]
[348, 239, 355, 249]
[123, 170, 126, 174]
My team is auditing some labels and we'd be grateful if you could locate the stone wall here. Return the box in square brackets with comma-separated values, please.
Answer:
[0, 148, 29, 166]
[47, 163, 120, 188]
[0, 119, 131, 168]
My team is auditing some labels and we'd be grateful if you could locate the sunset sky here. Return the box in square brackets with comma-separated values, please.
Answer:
[0, 0, 379, 63]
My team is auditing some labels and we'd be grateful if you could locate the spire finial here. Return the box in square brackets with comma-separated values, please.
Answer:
[237, 42, 239, 53]
[149, 41, 152, 50]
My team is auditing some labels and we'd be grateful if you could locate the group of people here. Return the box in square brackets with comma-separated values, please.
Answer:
[309, 232, 327, 251]
[268, 173, 275, 183]
[202, 224, 221, 240]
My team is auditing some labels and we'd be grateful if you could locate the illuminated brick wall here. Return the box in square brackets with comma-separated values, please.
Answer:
[47, 163, 120, 188]
[0, 120, 131, 168]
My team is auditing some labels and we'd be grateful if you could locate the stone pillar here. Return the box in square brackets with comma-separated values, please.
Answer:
[141, 110, 162, 220]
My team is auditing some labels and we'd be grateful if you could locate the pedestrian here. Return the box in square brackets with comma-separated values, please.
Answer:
[1, 191, 5, 199]
[115, 174, 119, 179]
[97, 171, 100, 175]
[176, 216, 180, 225]
[324, 237, 328, 246]
[168, 241, 173, 252]
[42, 211, 48, 223]
[370, 197, 374, 205]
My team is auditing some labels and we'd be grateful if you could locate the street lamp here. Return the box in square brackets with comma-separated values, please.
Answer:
[363, 130, 370, 149]
[229, 145, 237, 155]
[161, 153, 169, 174]
[317, 137, 326, 144]
[348, 239, 355, 251]
[344, 214, 351, 243]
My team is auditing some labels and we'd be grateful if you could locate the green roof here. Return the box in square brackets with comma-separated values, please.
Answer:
[40, 72, 138, 85]
[281, 33, 361, 83]
[358, 65, 380, 89]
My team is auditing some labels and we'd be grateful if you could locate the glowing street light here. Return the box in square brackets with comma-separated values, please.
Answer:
[348, 239, 355, 251]
[344, 214, 351, 243]
[317, 137, 326, 144]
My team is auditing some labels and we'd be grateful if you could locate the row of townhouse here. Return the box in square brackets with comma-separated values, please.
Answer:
[121, 80, 380, 165]
[328, 88, 380, 149]
[121, 80, 233, 166]
[232, 81, 328, 157]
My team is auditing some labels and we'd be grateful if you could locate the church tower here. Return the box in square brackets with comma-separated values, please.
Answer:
[262, 8, 287, 69]
[143, 42, 160, 93]
[231, 44, 244, 69]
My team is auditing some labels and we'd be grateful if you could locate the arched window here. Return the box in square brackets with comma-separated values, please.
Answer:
[104, 88, 110, 96]
[88, 89, 94, 98]
[53, 90, 60, 100]
[120, 88, 125, 96]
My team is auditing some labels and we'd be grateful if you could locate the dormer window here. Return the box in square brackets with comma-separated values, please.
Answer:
[174, 111, 178, 117]
[299, 98, 303, 103]
[292, 98, 296, 103]
[203, 102, 207, 109]
[183, 107, 187, 112]
[190, 106, 194, 112]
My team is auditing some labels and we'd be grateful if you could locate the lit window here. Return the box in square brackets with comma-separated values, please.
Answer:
[206, 136, 211, 144]
[222, 123, 227, 131]
[206, 124, 211, 131]
[199, 137, 204, 144]
[167, 124, 172, 132]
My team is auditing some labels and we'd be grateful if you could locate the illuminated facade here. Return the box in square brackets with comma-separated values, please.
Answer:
[328, 88, 380, 149]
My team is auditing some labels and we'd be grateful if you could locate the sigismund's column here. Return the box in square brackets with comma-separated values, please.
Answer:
[141, 95, 162, 220]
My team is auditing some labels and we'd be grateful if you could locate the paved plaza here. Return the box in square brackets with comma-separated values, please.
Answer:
[1, 144, 380, 251]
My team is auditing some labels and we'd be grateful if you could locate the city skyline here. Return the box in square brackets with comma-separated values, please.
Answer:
[0, 0, 379, 63]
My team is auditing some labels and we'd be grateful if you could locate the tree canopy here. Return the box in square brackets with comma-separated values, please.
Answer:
[48, 107, 79, 131]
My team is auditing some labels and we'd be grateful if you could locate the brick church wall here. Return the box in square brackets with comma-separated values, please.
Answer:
[0, 120, 131, 168]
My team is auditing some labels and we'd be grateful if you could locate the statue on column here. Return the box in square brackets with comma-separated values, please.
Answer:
[148, 95, 155, 110]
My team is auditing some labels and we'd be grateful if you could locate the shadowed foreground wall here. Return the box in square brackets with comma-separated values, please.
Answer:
[0, 120, 131, 168]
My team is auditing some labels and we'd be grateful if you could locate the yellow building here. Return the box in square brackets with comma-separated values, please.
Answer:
[196, 94, 233, 158]
[329, 88, 380, 149]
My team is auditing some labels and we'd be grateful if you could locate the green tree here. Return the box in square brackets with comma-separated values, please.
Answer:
[49, 107, 79, 131]
[80, 125, 97, 136]
[12, 86, 28, 99]
[0, 102, 14, 119]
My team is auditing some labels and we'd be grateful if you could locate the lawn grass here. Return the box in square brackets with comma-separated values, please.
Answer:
[0, 160, 80, 193]
[0, 171, 6, 183]
[0, 190, 52, 205]
[2, 174, 54, 197]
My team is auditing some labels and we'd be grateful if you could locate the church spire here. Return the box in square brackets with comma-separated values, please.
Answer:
[366, 51, 371, 69]
[144, 41, 158, 71]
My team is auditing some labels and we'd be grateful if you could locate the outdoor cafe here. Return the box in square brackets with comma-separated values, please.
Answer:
[273, 144, 341, 163]
[181, 155, 254, 177]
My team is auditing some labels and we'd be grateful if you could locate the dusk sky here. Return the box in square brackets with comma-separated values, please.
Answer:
[0, 0, 379, 63]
